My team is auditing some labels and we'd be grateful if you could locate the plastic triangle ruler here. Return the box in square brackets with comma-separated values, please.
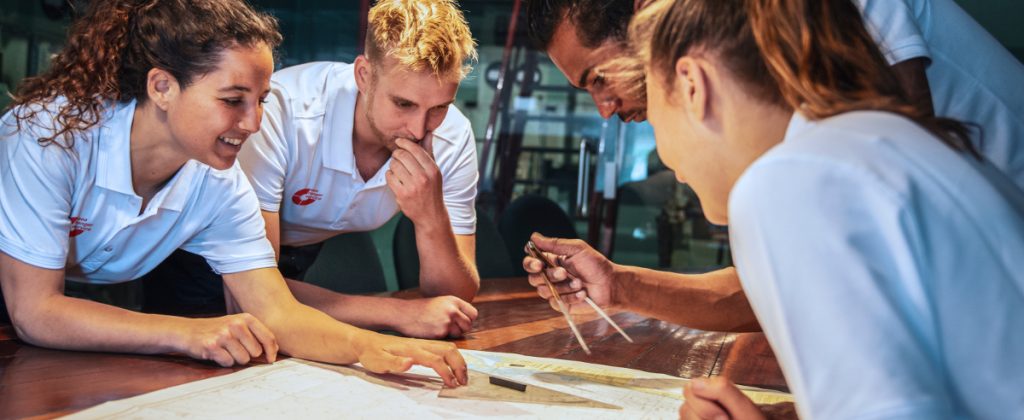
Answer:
[438, 370, 621, 410]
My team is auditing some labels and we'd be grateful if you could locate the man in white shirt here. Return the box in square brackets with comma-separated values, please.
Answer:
[144, 0, 481, 339]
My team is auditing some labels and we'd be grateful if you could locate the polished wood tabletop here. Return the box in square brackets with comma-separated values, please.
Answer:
[0, 277, 787, 419]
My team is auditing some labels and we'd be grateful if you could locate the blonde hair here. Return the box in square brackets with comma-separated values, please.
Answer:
[365, 0, 477, 81]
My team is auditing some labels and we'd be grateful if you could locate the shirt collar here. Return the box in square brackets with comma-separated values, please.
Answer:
[321, 68, 359, 176]
[318, 68, 391, 189]
[782, 111, 815, 143]
[152, 161, 200, 213]
[96, 99, 197, 212]
[96, 100, 138, 197]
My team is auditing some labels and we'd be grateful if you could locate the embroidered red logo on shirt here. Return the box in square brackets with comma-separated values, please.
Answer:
[291, 188, 323, 206]
[69, 216, 93, 237]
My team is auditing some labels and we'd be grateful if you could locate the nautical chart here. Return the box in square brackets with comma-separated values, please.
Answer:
[65, 350, 791, 419]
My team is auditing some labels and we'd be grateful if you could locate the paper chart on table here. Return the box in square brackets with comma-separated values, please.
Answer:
[64, 349, 791, 419]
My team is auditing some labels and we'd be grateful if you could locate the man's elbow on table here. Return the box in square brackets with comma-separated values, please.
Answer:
[420, 274, 480, 302]
[8, 296, 63, 348]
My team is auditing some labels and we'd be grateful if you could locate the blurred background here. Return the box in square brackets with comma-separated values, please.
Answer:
[2, 0, 1021, 292]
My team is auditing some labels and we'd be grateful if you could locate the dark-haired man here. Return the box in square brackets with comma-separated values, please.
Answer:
[527, 0, 647, 122]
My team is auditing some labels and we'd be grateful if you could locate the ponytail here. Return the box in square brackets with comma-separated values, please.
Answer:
[648, 0, 978, 159]
[6, 0, 282, 148]
[649, 0, 785, 110]
[747, 0, 979, 158]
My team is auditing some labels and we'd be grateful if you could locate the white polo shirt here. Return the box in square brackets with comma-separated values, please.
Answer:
[857, 0, 1024, 189]
[238, 62, 479, 247]
[729, 111, 1024, 419]
[0, 100, 277, 284]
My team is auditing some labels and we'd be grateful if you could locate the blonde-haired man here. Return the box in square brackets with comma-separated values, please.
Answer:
[144, 0, 481, 339]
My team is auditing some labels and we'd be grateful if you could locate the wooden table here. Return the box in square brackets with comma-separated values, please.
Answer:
[0, 277, 787, 418]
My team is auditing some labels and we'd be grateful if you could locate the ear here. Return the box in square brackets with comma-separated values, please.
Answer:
[674, 56, 709, 122]
[146, 68, 180, 111]
[353, 55, 373, 94]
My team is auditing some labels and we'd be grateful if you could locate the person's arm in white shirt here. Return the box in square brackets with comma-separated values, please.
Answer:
[221, 267, 467, 387]
[241, 93, 479, 339]
[855, 0, 935, 114]
[260, 210, 479, 339]
[186, 173, 468, 383]
[387, 137, 480, 301]
[0, 252, 281, 367]
[891, 57, 934, 116]
[0, 207, 466, 387]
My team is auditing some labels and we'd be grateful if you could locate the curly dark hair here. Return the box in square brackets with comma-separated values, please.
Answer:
[5, 0, 282, 147]
[526, 0, 635, 50]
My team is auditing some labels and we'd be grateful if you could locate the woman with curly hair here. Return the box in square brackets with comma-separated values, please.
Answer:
[0, 0, 466, 387]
